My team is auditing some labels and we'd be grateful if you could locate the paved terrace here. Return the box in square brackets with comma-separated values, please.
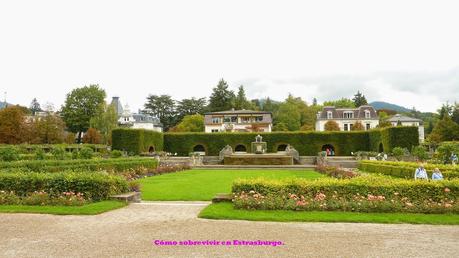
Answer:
[1, 202, 458, 258]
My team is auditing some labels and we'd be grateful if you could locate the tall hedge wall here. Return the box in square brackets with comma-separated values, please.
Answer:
[111, 127, 419, 156]
[111, 128, 163, 154]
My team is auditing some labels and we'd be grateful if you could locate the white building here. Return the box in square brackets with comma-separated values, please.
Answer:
[204, 109, 272, 133]
[387, 114, 424, 142]
[111, 97, 163, 132]
[315, 105, 379, 131]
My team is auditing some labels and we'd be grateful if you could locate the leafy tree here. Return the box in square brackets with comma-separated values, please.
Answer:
[33, 113, 66, 144]
[452, 103, 459, 125]
[176, 97, 207, 121]
[144, 94, 177, 131]
[300, 124, 314, 131]
[312, 98, 318, 106]
[392, 147, 408, 161]
[275, 101, 301, 131]
[82, 128, 102, 144]
[173, 114, 204, 132]
[273, 122, 289, 131]
[90, 103, 118, 144]
[29, 98, 42, 115]
[61, 85, 106, 142]
[352, 91, 368, 107]
[262, 97, 279, 112]
[353, 121, 364, 131]
[429, 116, 459, 142]
[438, 103, 453, 119]
[323, 98, 355, 108]
[324, 121, 340, 131]
[377, 111, 391, 128]
[208, 79, 235, 112]
[0, 106, 26, 144]
[411, 146, 428, 162]
[234, 85, 252, 110]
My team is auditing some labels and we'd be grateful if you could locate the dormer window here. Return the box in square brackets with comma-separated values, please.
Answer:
[327, 111, 333, 119]
[343, 111, 354, 119]
[365, 110, 371, 119]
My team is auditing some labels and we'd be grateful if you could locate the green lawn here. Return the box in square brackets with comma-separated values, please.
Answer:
[199, 203, 459, 225]
[0, 201, 127, 215]
[138, 169, 323, 201]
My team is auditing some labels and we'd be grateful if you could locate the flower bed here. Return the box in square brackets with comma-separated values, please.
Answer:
[315, 164, 359, 179]
[0, 158, 158, 174]
[0, 190, 88, 206]
[359, 160, 459, 179]
[0, 172, 128, 201]
[232, 176, 459, 213]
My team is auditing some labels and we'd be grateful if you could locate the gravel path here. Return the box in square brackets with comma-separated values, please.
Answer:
[1, 202, 458, 258]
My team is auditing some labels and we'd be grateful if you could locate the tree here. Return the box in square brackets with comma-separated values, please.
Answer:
[429, 116, 459, 142]
[90, 103, 118, 144]
[438, 103, 453, 120]
[29, 98, 42, 115]
[0, 106, 26, 144]
[275, 101, 301, 131]
[32, 114, 66, 144]
[82, 128, 102, 144]
[262, 97, 279, 112]
[377, 111, 391, 128]
[452, 103, 459, 125]
[176, 97, 207, 121]
[273, 122, 289, 131]
[144, 94, 177, 131]
[324, 121, 340, 131]
[352, 91, 368, 107]
[353, 121, 364, 131]
[61, 84, 106, 142]
[234, 85, 252, 110]
[173, 114, 204, 132]
[312, 98, 318, 106]
[208, 79, 235, 112]
[323, 98, 355, 108]
[300, 124, 314, 131]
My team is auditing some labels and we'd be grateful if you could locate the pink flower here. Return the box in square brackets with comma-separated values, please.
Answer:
[444, 188, 451, 193]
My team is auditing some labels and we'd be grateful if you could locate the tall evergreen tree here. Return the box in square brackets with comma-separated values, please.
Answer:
[176, 97, 207, 122]
[451, 103, 459, 125]
[352, 91, 368, 107]
[144, 95, 177, 131]
[29, 98, 42, 115]
[208, 79, 235, 112]
[234, 85, 251, 110]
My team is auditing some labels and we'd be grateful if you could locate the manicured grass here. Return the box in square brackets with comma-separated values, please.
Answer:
[198, 203, 459, 225]
[0, 201, 127, 215]
[138, 169, 323, 201]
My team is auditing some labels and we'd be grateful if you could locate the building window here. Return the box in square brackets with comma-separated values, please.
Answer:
[211, 129, 219, 133]
[241, 117, 250, 123]
[212, 117, 221, 124]
[327, 111, 333, 119]
[344, 112, 354, 119]
[344, 124, 349, 131]
[366, 123, 371, 130]
[255, 116, 263, 122]
[365, 110, 371, 119]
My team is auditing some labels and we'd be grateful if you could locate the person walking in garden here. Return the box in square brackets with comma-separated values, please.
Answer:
[414, 165, 428, 180]
[451, 153, 458, 165]
[431, 168, 443, 180]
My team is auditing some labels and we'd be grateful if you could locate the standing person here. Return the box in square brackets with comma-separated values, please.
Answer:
[451, 153, 458, 165]
[431, 168, 444, 180]
[414, 165, 428, 180]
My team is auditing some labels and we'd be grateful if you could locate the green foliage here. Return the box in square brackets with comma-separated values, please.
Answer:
[369, 126, 419, 153]
[208, 79, 235, 112]
[324, 121, 340, 131]
[358, 160, 459, 179]
[391, 147, 409, 161]
[144, 94, 177, 131]
[112, 128, 163, 154]
[272, 122, 288, 131]
[352, 91, 368, 107]
[34, 148, 46, 160]
[173, 114, 204, 132]
[51, 146, 66, 160]
[323, 98, 355, 108]
[429, 116, 459, 143]
[234, 85, 253, 110]
[90, 103, 118, 144]
[110, 150, 123, 158]
[79, 147, 94, 159]
[435, 142, 459, 164]
[411, 146, 429, 161]
[0, 157, 158, 173]
[232, 176, 459, 213]
[0, 147, 20, 161]
[275, 102, 301, 131]
[0, 172, 128, 201]
[61, 85, 106, 142]
[176, 97, 207, 121]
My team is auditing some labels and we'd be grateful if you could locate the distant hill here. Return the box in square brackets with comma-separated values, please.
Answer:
[369, 101, 411, 113]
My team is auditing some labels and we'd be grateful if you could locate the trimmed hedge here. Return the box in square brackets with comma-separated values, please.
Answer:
[110, 127, 419, 156]
[112, 128, 163, 155]
[232, 176, 459, 213]
[0, 172, 128, 201]
[359, 160, 459, 179]
[0, 144, 108, 154]
[0, 158, 158, 173]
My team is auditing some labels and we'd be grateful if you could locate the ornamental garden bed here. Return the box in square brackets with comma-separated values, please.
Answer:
[359, 160, 459, 179]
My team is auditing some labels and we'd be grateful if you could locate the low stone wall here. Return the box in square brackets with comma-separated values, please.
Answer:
[224, 154, 293, 165]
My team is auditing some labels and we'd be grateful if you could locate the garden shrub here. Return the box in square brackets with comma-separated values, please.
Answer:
[0, 172, 129, 201]
[391, 147, 409, 161]
[79, 147, 94, 159]
[0, 147, 20, 161]
[315, 164, 359, 179]
[110, 150, 123, 158]
[34, 148, 46, 160]
[435, 141, 459, 164]
[358, 160, 459, 179]
[112, 128, 163, 155]
[411, 145, 429, 161]
[232, 176, 459, 213]
[51, 146, 66, 160]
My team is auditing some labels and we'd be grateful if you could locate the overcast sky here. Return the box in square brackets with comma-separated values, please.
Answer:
[1, 0, 458, 112]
